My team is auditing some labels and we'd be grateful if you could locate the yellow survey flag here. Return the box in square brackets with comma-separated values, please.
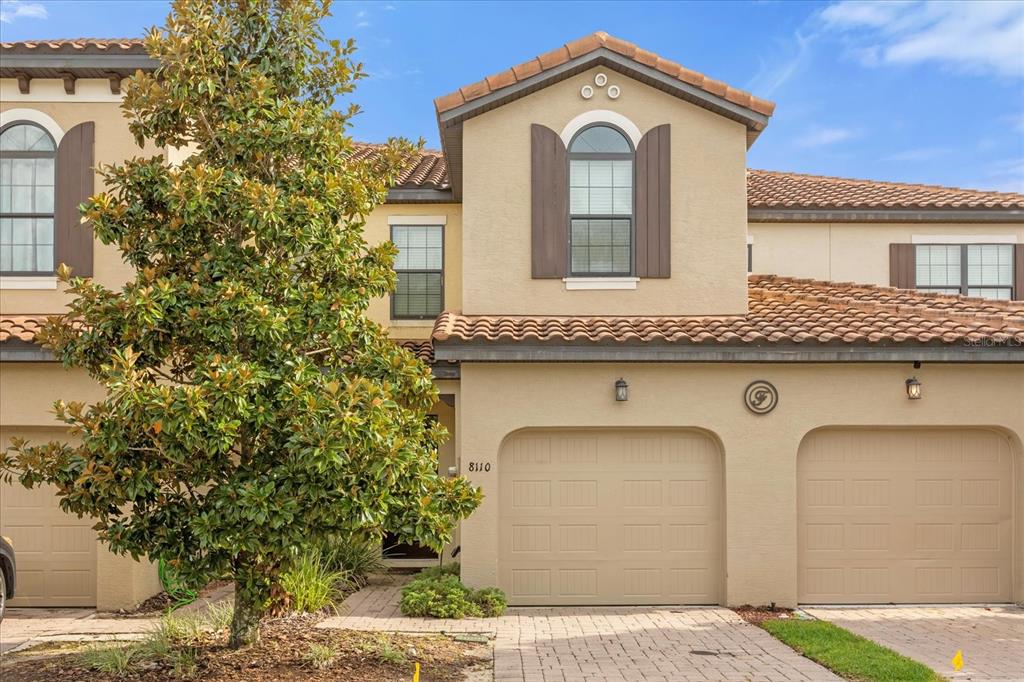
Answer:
[951, 649, 964, 671]
[413, 661, 421, 682]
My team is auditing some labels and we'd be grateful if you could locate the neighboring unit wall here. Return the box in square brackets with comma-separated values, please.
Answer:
[0, 81, 163, 313]
[363, 203, 462, 339]
[461, 66, 750, 316]
[455, 362, 1024, 606]
[0, 363, 162, 610]
[749, 221, 1024, 285]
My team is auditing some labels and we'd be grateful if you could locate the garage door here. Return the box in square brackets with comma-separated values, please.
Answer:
[798, 429, 1014, 604]
[499, 429, 722, 605]
[0, 428, 96, 606]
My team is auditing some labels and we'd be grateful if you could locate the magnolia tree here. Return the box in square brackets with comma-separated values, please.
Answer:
[2, 0, 480, 647]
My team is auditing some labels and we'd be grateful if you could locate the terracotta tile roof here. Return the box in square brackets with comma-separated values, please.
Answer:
[355, 147, 1020, 209]
[434, 31, 775, 118]
[351, 144, 449, 190]
[396, 339, 434, 363]
[0, 38, 146, 53]
[748, 169, 1024, 210]
[432, 275, 1024, 348]
[0, 315, 47, 343]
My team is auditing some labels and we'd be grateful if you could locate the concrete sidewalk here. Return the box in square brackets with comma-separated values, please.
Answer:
[0, 609, 157, 654]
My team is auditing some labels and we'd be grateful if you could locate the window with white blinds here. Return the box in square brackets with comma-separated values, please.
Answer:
[915, 243, 1015, 300]
[391, 224, 443, 319]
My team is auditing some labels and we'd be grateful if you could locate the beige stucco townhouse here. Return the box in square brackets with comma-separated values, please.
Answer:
[1, 33, 1022, 611]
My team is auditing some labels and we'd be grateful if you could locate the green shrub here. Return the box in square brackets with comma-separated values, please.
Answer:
[280, 549, 352, 613]
[399, 566, 506, 619]
[471, 587, 507, 617]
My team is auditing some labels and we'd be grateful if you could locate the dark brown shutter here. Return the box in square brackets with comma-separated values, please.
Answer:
[531, 124, 568, 278]
[55, 121, 95, 277]
[1015, 244, 1024, 300]
[889, 243, 915, 289]
[635, 124, 670, 278]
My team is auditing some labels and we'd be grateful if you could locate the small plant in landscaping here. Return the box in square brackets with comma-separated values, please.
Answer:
[303, 642, 338, 669]
[471, 587, 508, 617]
[357, 635, 407, 665]
[399, 564, 507, 619]
[280, 549, 352, 613]
[81, 643, 138, 674]
[328, 535, 387, 588]
[169, 647, 200, 679]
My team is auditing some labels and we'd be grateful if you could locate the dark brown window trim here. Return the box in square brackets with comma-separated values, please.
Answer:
[389, 223, 445, 321]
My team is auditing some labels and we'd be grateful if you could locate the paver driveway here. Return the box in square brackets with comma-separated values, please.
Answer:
[806, 606, 1024, 681]
[321, 581, 840, 681]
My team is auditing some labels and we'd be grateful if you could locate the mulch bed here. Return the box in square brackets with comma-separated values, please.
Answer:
[1, 615, 490, 681]
[733, 604, 797, 626]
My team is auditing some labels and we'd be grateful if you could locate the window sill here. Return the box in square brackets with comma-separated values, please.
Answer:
[389, 318, 438, 326]
[0, 276, 58, 290]
[563, 277, 639, 291]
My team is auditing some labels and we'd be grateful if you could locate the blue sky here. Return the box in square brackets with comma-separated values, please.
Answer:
[2, 0, 1022, 192]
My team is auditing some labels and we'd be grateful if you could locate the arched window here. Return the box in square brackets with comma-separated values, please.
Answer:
[568, 124, 633, 276]
[1, 122, 56, 274]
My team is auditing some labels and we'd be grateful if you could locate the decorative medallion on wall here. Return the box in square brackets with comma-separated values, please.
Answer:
[580, 72, 622, 101]
[744, 380, 779, 415]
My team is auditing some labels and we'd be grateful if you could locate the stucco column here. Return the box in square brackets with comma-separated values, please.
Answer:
[719, 427, 803, 607]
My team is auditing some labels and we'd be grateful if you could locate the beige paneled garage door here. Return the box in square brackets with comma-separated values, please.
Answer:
[0, 428, 96, 606]
[799, 429, 1014, 604]
[499, 429, 722, 605]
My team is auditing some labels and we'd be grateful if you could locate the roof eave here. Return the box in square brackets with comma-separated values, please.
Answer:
[0, 52, 157, 76]
[433, 340, 1024, 364]
[437, 48, 772, 199]
[749, 207, 1024, 223]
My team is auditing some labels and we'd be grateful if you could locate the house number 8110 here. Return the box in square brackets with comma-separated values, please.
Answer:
[467, 462, 492, 473]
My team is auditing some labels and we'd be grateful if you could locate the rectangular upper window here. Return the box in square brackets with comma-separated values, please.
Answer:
[391, 224, 443, 319]
[915, 244, 1015, 300]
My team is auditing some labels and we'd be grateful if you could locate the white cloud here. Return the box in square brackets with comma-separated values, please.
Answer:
[0, 0, 47, 23]
[883, 146, 952, 162]
[795, 127, 857, 148]
[820, 1, 1024, 77]
[746, 30, 816, 96]
[356, 20, 371, 28]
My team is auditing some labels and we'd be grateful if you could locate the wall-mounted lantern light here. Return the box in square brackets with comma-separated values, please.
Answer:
[905, 377, 922, 400]
[615, 378, 629, 402]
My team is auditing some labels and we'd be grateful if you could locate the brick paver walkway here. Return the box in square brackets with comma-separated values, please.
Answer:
[806, 606, 1024, 681]
[321, 580, 840, 681]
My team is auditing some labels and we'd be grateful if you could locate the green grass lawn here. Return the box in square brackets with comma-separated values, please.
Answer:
[761, 618, 946, 682]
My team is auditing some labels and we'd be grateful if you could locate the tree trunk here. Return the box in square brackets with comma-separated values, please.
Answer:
[228, 578, 265, 648]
